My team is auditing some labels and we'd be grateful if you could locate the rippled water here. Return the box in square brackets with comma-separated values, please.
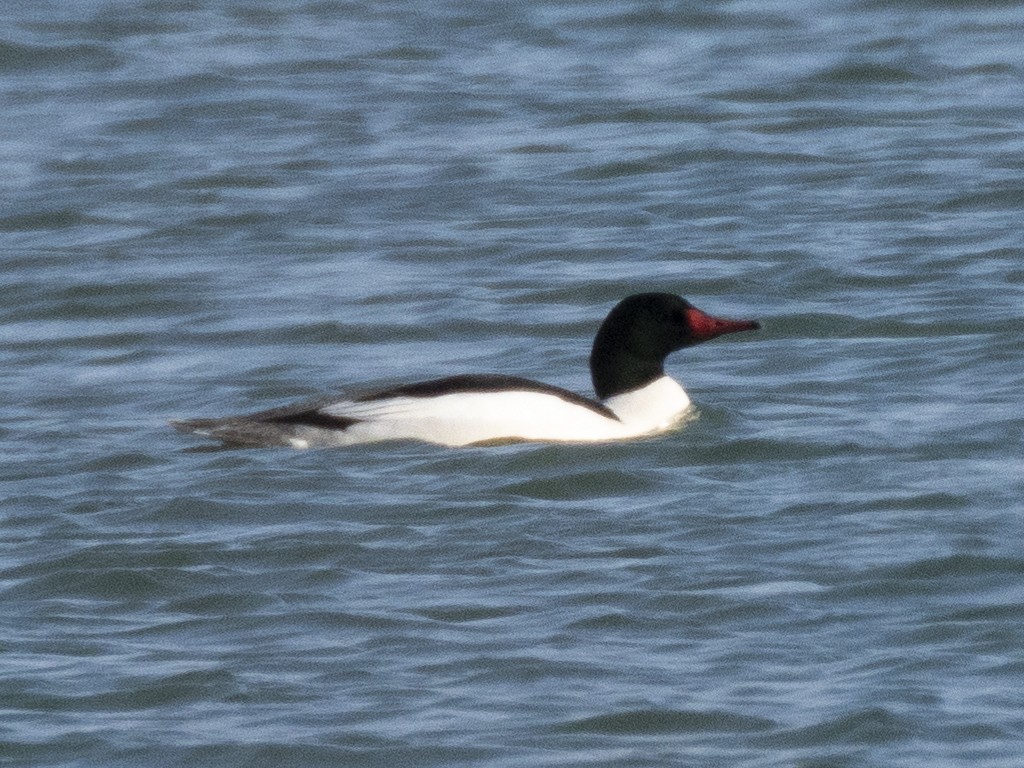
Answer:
[3, 1, 1023, 766]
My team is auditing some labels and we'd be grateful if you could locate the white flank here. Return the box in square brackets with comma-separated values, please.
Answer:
[291, 375, 693, 447]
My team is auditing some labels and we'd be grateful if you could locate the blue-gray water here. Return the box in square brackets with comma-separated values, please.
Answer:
[3, 1, 1023, 766]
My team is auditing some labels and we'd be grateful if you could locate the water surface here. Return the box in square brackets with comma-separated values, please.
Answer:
[2, 1, 1023, 766]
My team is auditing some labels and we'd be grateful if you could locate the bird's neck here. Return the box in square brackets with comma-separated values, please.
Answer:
[590, 347, 665, 400]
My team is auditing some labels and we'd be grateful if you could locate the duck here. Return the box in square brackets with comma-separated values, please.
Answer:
[171, 292, 760, 448]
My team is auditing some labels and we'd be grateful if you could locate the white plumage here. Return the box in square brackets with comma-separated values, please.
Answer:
[172, 293, 758, 449]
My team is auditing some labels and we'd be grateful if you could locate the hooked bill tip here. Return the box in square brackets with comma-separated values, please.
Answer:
[722, 318, 760, 335]
[685, 307, 761, 340]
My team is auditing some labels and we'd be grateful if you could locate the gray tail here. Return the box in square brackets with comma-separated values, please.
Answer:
[170, 417, 302, 447]
[171, 396, 360, 448]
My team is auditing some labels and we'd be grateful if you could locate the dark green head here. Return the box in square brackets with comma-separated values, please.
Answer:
[589, 293, 760, 399]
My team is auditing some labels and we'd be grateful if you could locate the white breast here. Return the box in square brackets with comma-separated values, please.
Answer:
[603, 376, 691, 434]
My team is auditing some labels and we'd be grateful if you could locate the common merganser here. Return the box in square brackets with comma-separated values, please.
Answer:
[171, 293, 760, 448]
